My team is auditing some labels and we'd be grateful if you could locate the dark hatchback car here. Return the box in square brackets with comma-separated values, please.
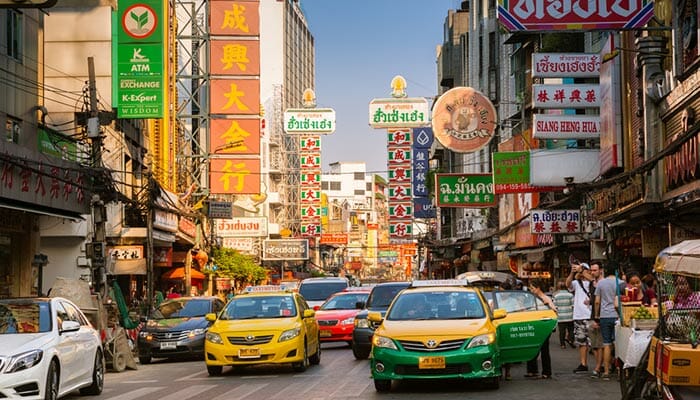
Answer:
[351, 281, 410, 359]
[137, 296, 225, 364]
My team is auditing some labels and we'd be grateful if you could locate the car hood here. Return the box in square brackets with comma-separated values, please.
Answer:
[212, 317, 299, 333]
[0, 333, 54, 354]
[377, 318, 491, 339]
[144, 317, 208, 331]
[315, 309, 359, 320]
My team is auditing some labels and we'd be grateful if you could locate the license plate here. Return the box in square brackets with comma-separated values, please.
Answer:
[160, 342, 177, 350]
[320, 330, 332, 337]
[238, 348, 261, 359]
[418, 356, 445, 369]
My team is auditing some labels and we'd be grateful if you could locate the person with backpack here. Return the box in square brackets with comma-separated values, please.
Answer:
[565, 260, 594, 373]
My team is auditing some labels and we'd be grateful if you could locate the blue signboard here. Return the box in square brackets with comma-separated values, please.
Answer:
[414, 197, 436, 219]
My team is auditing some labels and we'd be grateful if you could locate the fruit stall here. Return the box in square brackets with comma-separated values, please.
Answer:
[615, 302, 658, 369]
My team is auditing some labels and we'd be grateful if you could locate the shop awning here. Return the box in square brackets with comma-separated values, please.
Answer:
[109, 258, 147, 275]
[506, 245, 558, 262]
[0, 200, 85, 221]
[161, 267, 206, 280]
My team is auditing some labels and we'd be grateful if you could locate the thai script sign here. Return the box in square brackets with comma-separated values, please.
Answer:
[435, 173, 496, 207]
[283, 108, 336, 134]
[533, 114, 601, 139]
[208, 201, 232, 219]
[432, 87, 497, 153]
[319, 233, 348, 245]
[531, 53, 600, 78]
[262, 239, 309, 261]
[532, 84, 599, 108]
[530, 209, 581, 234]
[216, 217, 268, 237]
[368, 98, 430, 128]
[497, 0, 655, 32]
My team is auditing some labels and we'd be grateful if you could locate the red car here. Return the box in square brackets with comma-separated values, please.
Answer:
[314, 290, 371, 344]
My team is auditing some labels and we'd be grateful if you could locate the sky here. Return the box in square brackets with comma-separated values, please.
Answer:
[301, 0, 461, 175]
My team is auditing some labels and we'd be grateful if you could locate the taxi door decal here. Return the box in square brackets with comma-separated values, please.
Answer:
[492, 291, 557, 365]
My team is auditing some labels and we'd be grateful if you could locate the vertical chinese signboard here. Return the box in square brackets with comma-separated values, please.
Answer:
[412, 127, 436, 219]
[209, 0, 261, 195]
[284, 89, 336, 238]
[116, 0, 165, 118]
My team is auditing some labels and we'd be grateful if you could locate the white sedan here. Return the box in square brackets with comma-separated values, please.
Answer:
[0, 297, 104, 399]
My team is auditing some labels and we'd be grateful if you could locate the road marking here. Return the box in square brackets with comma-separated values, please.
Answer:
[241, 375, 279, 379]
[210, 382, 268, 400]
[121, 380, 159, 384]
[156, 384, 217, 400]
[175, 371, 208, 381]
[103, 387, 164, 400]
[269, 381, 314, 399]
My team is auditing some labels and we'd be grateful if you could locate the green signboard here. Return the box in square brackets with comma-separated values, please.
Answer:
[38, 127, 79, 162]
[117, 43, 164, 118]
[435, 173, 495, 207]
[118, 0, 163, 44]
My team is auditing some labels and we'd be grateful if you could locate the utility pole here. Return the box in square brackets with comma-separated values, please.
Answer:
[86, 57, 107, 296]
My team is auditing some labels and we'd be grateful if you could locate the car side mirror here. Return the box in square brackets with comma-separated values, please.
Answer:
[303, 309, 315, 318]
[356, 301, 365, 309]
[60, 320, 81, 334]
[492, 308, 507, 319]
[367, 311, 383, 323]
[205, 313, 217, 322]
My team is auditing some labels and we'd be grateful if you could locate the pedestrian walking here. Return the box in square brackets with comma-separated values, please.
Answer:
[566, 260, 594, 373]
[553, 279, 574, 348]
[588, 262, 604, 378]
[593, 264, 625, 381]
[524, 278, 556, 379]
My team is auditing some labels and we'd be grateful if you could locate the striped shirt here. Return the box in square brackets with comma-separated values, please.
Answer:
[553, 289, 574, 322]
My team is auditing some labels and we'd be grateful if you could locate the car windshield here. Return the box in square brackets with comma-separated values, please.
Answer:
[0, 301, 52, 334]
[367, 284, 407, 309]
[152, 298, 211, 319]
[387, 291, 485, 321]
[320, 293, 368, 310]
[299, 281, 348, 301]
[220, 295, 296, 320]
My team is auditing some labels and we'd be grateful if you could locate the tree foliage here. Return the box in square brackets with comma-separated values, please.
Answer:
[210, 247, 266, 287]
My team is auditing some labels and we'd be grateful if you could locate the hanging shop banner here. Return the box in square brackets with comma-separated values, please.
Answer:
[210, 79, 260, 115]
[431, 87, 497, 153]
[319, 233, 348, 245]
[533, 114, 601, 139]
[492, 151, 564, 194]
[435, 173, 496, 207]
[262, 239, 309, 261]
[216, 217, 268, 237]
[497, 0, 655, 32]
[210, 40, 260, 76]
[532, 84, 600, 108]
[530, 209, 581, 234]
[209, 118, 260, 155]
[283, 108, 336, 134]
[210, 1, 260, 36]
[209, 158, 261, 195]
[368, 97, 430, 128]
[599, 35, 623, 175]
[531, 53, 600, 78]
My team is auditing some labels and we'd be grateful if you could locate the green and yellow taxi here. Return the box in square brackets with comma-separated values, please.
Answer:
[368, 279, 556, 392]
[204, 285, 321, 376]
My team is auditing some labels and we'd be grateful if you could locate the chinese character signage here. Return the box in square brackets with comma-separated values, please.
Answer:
[431, 87, 497, 153]
[210, 40, 260, 76]
[209, 118, 260, 154]
[210, 79, 260, 115]
[210, 1, 260, 36]
[532, 84, 599, 108]
[435, 173, 496, 207]
[209, 158, 261, 194]
[497, 0, 654, 32]
[530, 209, 581, 234]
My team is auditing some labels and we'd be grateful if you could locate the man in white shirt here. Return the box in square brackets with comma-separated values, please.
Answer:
[566, 261, 594, 373]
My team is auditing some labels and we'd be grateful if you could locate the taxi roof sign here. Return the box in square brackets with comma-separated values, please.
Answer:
[410, 279, 469, 287]
[243, 284, 292, 293]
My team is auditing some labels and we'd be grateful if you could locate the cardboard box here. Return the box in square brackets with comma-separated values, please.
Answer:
[647, 337, 700, 386]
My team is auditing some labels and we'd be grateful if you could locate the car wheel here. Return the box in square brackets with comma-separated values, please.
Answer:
[374, 379, 391, 392]
[45, 360, 59, 400]
[80, 350, 105, 395]
[352, 343, 370, 360]
[111, 351, 127, 372]
[207, 365, 223, 376]
[309, 337, 321, 365]
[292, 340, 309, 372]
[139, 355, 151, 365]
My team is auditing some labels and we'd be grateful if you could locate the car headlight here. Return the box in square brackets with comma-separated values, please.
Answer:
[5, 350, 43, 373]
[341, 317, 355, 325]
[138, 331, 149, 338]
[372, 335, 397, 350]
[188, 328, 207, 338]
[354, 318, 369, 328]
[206, 331, 223, 345]
[467, 333, 496, 348]
[278, 327, 301, 342]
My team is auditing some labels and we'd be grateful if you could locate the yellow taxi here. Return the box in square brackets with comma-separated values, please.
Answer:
[368, 279, 556, 392]
[204, 285, 320, 375]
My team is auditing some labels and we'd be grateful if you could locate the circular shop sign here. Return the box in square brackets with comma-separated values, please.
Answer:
[431, 87, 497, 153]
[122, 3, 158, 40]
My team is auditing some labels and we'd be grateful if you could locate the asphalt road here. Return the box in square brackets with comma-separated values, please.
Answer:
[64, 341, 621, 400]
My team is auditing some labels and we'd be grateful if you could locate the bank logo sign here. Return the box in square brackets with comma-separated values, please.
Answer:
[115, 0, 164, 118]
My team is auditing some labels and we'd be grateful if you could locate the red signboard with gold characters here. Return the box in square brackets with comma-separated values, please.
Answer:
[210, 79, 260, 115]
[209, 158, 261, 195]
[209, 1, 260, 37]
[209, 118, 260, 155]
[210, 40, 260, 76]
